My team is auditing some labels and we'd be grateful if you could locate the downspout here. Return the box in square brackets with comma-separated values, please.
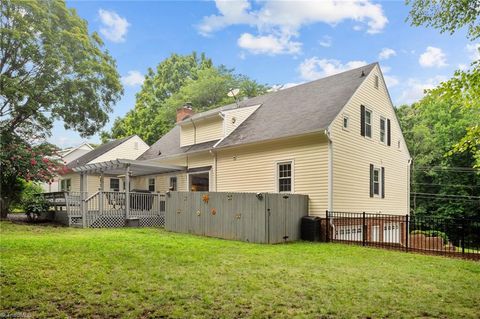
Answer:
[407, 158, 412, 215]
[209, 150, 218, 192]
[325, 129, 333, 213]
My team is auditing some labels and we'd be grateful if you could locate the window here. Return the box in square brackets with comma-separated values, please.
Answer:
[374, 75, 379, 89]
[380, 117, 386, 144]
[343, 115, 349, 130]
[110, 178, 120, 191]
[365, 109, 372, 138]
[60, 179, 71, 191]
[370, 164, 385, 198]
[170, 177, 177, 191]
[148, 178, 155, 192]
[373, 168, 380, 196]
[277, 162, 292, 192]
[189, 172, 209, 191]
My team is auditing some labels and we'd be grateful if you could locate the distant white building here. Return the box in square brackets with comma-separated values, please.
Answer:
[41, 142, 94, 192]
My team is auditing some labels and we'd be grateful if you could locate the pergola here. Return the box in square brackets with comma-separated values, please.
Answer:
[72, 159, 185, 224]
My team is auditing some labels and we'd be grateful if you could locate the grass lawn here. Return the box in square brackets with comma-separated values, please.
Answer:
[1, 222, 479, 318]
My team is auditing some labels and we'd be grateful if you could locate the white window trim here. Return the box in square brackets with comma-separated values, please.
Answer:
[379, 116, 387, 145]
[373, 167, 381, 197]
[342, 114, 350, 131]
[169, 176, 178, 191]
[147, 177, 156, 192]
[187, 170, 211, 192]
[275, 160, 294, 193]
[110, 178, 120, 192]
[364, 108, 373, 139]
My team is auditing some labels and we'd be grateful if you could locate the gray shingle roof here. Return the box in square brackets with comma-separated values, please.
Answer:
[217, 63, 376, 147]
[140, 63, 376, 159]
[67, 135, 135, 168]
[138, 126, 219, 160]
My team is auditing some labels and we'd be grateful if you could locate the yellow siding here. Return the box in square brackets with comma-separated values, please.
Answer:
[60, 174, 125, 194]
[139, 152, 214, 192]
[223, 105, 260, 137]
[216, 133, 328, 215]
[330, 64, 410, 215]
[180, 117, 223, 146]
[91, 135, 149, 163]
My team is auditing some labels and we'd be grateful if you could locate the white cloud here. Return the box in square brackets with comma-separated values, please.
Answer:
[121, 70, 144, 86]
[378, 48, 396, 60]
[466, 43, 480, 61]
[419, 46, 447, 68]
[384, 75, 399, 87]
[397, 76, 447, 104]
[299, 58, 367, 81]
[98, 9, 130, 43]
[237, 33, 301, 55]
[319, 35, 332, 48]
[198, 0, 388, 55]
[269, 82, 303, 92]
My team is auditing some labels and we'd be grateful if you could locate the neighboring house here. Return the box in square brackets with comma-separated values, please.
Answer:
[41, 142, 94, 192]
[134, 63, 411, 216]
[61, 135, 149, 193]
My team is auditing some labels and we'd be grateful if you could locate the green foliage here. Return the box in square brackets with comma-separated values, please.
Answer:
[396, 99, 480, 219]
[0, 133, 63, 218]
[411, 230, 450, 244]
[103, 53, 269, 145]
[0, 0, 123, 138]
[406, 0, 480, 40]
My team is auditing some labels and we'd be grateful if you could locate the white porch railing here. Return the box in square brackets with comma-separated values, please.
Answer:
[64, 191, 165, 228]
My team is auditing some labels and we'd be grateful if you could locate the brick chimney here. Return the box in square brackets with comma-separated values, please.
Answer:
[176, 103, 194, 123]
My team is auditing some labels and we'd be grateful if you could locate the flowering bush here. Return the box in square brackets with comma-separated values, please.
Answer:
[0, 133, 64, 218]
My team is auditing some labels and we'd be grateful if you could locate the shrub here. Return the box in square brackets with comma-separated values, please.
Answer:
[411, 230, 450, 244]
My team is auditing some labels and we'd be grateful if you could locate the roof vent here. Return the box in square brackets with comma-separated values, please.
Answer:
[361, 70, 365, 77]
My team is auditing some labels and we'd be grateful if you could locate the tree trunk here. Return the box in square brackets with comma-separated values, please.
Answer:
[0, 197, 10, 220]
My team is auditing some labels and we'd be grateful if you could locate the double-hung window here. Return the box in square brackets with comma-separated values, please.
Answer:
[170, 177, 177, 191]
[365, 109, 372, 138]
[370, 164, 385, 198]
[148, 178, 155, 192]
[380, 117, 386, 144]
[278, 162, 292, 193]
[110, 178, 120, 192]
[373, 168, 380, 196]
[60, 179, 71, 191]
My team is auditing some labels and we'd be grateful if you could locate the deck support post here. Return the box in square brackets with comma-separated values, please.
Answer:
[80, 172, 86, 228]
[125, 165, 131, 220]
[99, 172, 104, 214]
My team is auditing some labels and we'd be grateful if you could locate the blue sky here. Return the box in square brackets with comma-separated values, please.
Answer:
[52, 0, 479, 148]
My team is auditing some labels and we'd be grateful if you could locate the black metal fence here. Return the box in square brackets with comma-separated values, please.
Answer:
[325, 211, 480, 260]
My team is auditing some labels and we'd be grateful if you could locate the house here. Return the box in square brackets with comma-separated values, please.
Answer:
[60, 135, 149, 193]
[132, 62, 411, 216]
[40, 142, 94, 192]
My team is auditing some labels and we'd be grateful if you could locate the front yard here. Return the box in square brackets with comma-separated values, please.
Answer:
[1, 222, 479, 318]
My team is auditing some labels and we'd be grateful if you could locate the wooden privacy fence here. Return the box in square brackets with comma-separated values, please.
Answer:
[165, 192, 309, 244]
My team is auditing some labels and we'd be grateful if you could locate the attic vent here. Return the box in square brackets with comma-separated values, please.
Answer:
[158, 150, 162, 155]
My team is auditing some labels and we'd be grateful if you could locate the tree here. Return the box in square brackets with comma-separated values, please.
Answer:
[0, 133, 64, 218]
[103, 54, 269, 145]
[406, 0, 480, 40]
[406, 0, 480, 167]
[0, 0, 123, 139]
[396, 99, 480, 219]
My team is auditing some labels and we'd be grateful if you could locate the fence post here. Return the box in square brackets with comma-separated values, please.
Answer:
[461, 217, 465, 255]
[405, 214, 409, 252]
[362, 212, 366, 246]
[325, 210, 329, 242]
